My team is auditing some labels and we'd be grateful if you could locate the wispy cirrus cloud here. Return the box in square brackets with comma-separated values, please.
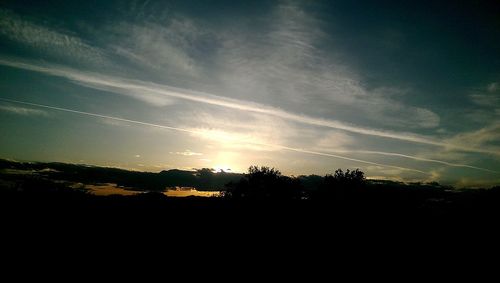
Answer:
[0, 58, 476, 151]
[0, 4, 441, 143]
[459, 82, 500, 156]
[172, 107, 497, 173]
[0, 97, 430, 175]
[330, 150, 497, 173]
[211, 3, 440, 130]
[108, 18, 204, 77]
[445, 123, 500, 152]
[467, 81, 500, 119]
[488, 82, 499, 93]
[0, 104, 48, 116]
[469, 93, 500, 107]
[0, 9, 105, 65]
[3, 96, 497, 175]
[170, 150, 203, 156]
[1, 0, 499, 187]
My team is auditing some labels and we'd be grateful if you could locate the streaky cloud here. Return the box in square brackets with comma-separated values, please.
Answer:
[0, 104, 48, 116]
[329, 150, 497, 173]
[170, 150, 203, 156]
[0, 57, 496, 156]
[0, 97, 430, 175]
[0, 9, 104, 64]
[274, 145, 428, 175]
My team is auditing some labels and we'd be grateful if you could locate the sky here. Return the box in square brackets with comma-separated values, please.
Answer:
[0, 0, 499, 187]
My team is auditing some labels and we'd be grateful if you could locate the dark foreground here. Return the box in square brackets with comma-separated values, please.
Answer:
[2, 184, 499, 232]
[2, 184, 499, 273]
[1, 160, 500, 265]
[1, 159, 499, 233]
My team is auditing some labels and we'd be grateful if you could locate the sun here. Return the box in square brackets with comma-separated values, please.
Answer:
[210, 151, 241, 173]
[213, 164, 232, 172]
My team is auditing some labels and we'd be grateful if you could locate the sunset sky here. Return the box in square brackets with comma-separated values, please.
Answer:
[0, 0, 499, 187]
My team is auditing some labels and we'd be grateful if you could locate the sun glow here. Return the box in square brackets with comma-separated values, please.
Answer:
[210, 151, 243, 173]
[213, 164, 232, 172]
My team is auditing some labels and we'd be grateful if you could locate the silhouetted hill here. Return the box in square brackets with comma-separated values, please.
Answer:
[0, 158, 244, 191]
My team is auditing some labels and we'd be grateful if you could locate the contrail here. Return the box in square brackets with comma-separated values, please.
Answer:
[0, 58, 496, 155]
[272, 145, 429, 174]
[328, 150, 497, 173]
[0, 98, 198, 135]
[1, 97, 496, 174]
[0, 97, 429, 175]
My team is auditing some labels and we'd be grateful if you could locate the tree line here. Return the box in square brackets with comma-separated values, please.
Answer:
[222, 166, 366, 201]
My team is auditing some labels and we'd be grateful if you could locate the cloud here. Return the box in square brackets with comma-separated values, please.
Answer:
[0, 9, 105, 65]
[174, 108, 495, 172]
[364, 165, 424, 182]
[188, 127, 279, 152]
[347, 150, 496, 173]
[0, 58, 478, 153]
[211, 3, 440, 130]
[0, 1, 497, 185]
[0, 4, 449, 155]
[465, 83, 500, 126]
[170, 150, 203, 156]
[460, 84, 500, 160]
[454, 177, 500, 188]
[310, 132, 355, 152]
[175, 108, 301, 152]
[0, 104, 48, 116]
[425, 170, 442, 183]
[101, 117, 133, 127]
[107, 18, 204, 77]
[470, 93, 500, 107]
[0, 97, 429, 175]
[445, 123, 500, 152]
[488, 82, 499, 93]
[467, 82, 500, 120]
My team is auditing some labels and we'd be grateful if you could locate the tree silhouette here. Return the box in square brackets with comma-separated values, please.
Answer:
[2, 158, 500, 221]
[310, 168, 366, 201]
[326, 169, 365, 186]
[224, 166, 303, 200]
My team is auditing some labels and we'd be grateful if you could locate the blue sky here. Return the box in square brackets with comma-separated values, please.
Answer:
[0, 0, 499, 186]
